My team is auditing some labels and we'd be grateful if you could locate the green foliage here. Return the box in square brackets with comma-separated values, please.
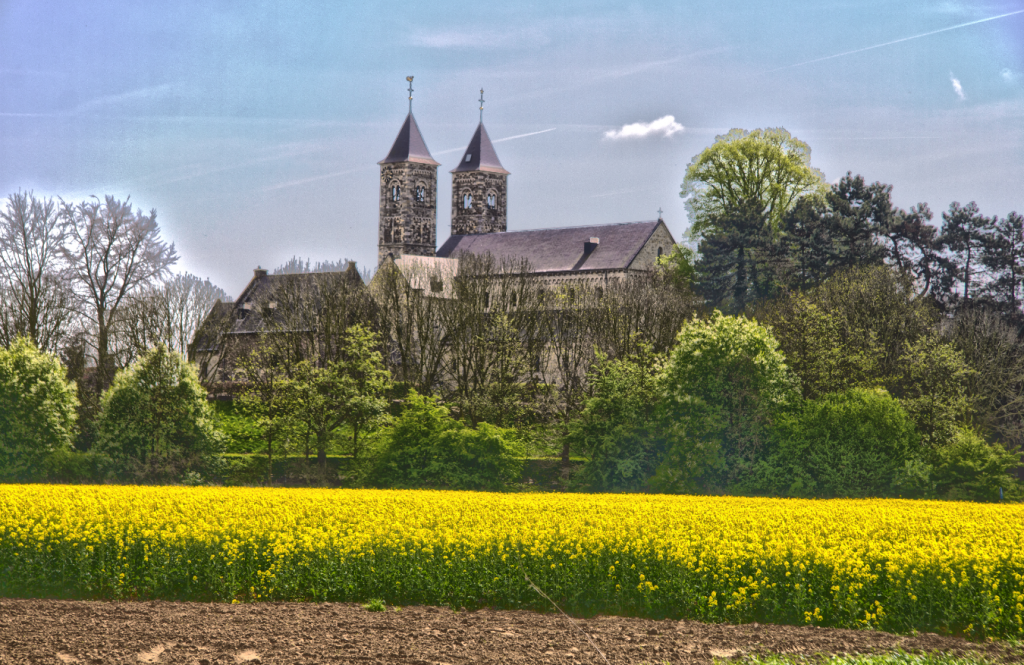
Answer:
[681, 127, 826, 238]
[364, 390, 525, 490]
[96, 344, 221, 482]
[41, 448, 115, 484]
[211, 400, 263, 453]
[570, 343, 668, 492]
[655, 312, 800, 492]
[363, 598, 386, 612]
[0, 337, 78, 481]
[657, 244, 696, 290]
[929, 427, 1021, 502]
[746, 388, 918, 498]
[736, 649, 1002, 665]
[760, 266, 974, 449]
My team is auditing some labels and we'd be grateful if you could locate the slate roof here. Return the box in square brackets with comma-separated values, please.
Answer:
[227, 263, 365, 335]
[378, 113, 440, 166]
[436, 221, 667, 273]
[450, 122, 509, 175]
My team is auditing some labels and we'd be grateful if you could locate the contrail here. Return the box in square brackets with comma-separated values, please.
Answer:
[767, 8, 1024, 72]
[434, 127, 556, 155]
[266, 128, 557, 192]
[493, 127, 556, 143]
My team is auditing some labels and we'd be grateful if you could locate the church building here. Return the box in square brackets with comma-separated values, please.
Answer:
[374, 86, 676, 295]
[190, 83, 677, 385]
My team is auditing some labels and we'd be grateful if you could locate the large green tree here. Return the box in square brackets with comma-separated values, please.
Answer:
[96, 344, 220, 482]
[0, 337, 78, 480]
[680, 128, 826, 312]
[655, 312, 800, 492]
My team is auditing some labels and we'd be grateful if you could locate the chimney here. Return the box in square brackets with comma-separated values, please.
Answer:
[254, 266, 268, 279]
[584, 237, 600, 253]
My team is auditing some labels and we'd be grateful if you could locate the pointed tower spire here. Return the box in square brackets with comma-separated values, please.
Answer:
[451, 123, 509, 175]
[451, 105, 510, 236]
[377, 77, 439, 265]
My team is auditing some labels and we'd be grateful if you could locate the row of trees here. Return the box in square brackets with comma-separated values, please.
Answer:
[0, 191, 227, 450]
[0, 191, 226, 380]
[678, 128, 1024, 321]
[571, 267, 1022, 500]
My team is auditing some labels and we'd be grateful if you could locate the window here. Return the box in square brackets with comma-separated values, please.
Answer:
[483, 291, 490, 309]
[430, 277, 443, 293]
[415, 185, 426, 202]
[657, 246, 663, 258]
[486, 192, 497, 209]
[464, 153, 472, 162]
[391, 185, 400, 202]
[463, 193, 473, 209]
[509, 292, 517, 308]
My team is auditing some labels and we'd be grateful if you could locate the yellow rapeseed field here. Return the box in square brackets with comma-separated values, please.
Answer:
[1, 485, 1022, 638]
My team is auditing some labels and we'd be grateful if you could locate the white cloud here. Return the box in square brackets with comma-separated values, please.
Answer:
[950, 74, 966, 100]
[1002, 68, 1017, 83]
[604, 115, 684, 140]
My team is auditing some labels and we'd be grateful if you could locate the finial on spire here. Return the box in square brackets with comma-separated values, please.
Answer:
[479, 88, 485, 123]
[657, 207, 663, 220]
[406, 76, 414, 113]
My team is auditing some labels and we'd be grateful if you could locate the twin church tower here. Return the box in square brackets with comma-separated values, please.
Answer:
[377, 81, 509, 265]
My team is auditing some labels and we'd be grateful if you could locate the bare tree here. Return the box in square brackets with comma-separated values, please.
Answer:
[0, 191, 78, 352]
[61, 195, 178, 387]
[116, 272, 228, 364]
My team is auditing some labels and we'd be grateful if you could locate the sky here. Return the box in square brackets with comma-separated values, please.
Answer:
[1, 1, 1022, 297]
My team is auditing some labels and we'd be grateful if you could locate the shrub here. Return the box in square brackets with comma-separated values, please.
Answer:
[930, 427, 1021, 502]
[96, 344, 221, 483]
[655, 311, 800, 492]
[363, 390, 524, 490]
[570, 344, 667, 492]
[747, 387, 918, 498]
[0, 337, 78, 481]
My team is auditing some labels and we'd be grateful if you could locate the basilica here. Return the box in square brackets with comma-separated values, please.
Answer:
[374, 100, 676, 292]
[189, 91, 677, 384]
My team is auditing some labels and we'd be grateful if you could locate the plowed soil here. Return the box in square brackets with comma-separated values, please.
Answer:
[0, 599, 1019, 664]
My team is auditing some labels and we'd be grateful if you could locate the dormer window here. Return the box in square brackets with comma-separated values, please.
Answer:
[486, 193, 497, 208]
[415, 185, 426, 202]
[464, 153, 472, 162]
[391, 185, 400, 202]
[463, 193, 473, 209]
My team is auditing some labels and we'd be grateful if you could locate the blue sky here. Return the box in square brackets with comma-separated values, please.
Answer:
[1, 0, 1022, 296]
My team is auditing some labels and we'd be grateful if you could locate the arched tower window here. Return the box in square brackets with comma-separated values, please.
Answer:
[415, 184, 426, 202]
[391, 185, 401, 202]
[486, 192, 497, 209]
[463, 193, 473, 209]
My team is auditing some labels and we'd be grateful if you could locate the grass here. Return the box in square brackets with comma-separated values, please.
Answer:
[726, 651, 1005, 664]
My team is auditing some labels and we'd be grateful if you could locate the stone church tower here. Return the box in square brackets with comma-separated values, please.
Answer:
[378, 112, 440, 264]
[450, 122, 509, 236]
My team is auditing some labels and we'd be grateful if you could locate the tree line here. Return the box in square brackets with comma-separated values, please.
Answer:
[2, 125, 1023, 498]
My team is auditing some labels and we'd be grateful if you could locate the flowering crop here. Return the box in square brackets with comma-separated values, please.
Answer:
[1, 485, 1022, 638]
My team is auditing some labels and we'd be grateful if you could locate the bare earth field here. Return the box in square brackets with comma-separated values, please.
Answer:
[0, 599, 1019, 665]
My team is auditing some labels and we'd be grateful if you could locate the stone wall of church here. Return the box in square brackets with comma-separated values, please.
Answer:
[451, 171, 507, 236]
[627, 223, 675, 270]
[379, 162, 438, 264]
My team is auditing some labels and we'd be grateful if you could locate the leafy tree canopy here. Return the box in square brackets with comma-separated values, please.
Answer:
[681, 127, 826, 240]
[96, 344, 220, 482]
[0, 337, 78, 480]
[655, 311, 799, 492]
